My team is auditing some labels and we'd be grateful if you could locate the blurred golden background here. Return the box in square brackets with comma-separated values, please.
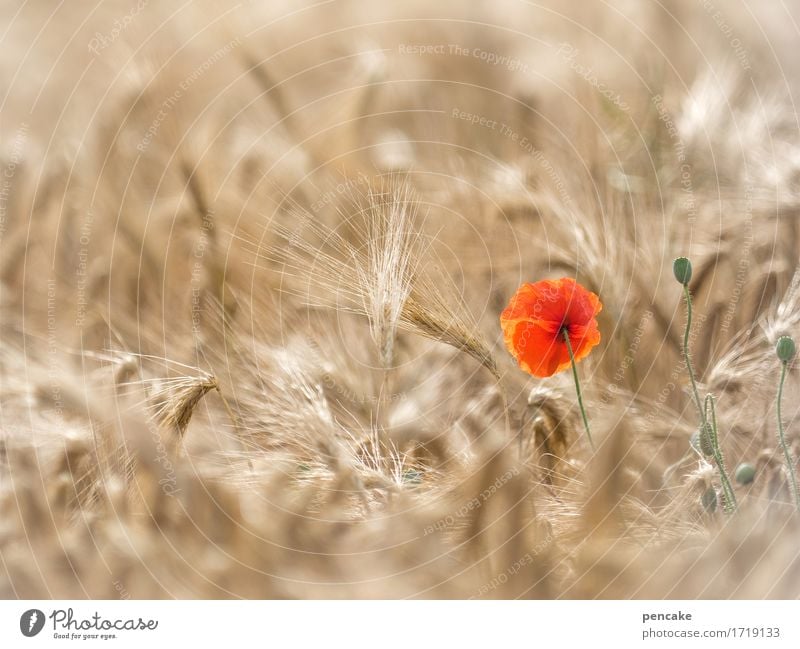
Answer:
[1, 0, 799, 598]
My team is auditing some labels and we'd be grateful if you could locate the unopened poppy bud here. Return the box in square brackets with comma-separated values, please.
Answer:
[735, 462, 755, 485]
[699, 423, 714, 457]
[776, 336, 796, 363]
[701, 487, 717, 513]
[672, 257, 692, 285]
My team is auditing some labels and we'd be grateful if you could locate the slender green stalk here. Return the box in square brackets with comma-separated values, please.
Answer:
[679, 273, 737, 514]
[682, 285, 706, 427]
[704, 394, 737, 513]
[492, 372, 514, 453]
[563, 328, 595, 451]
[776, 361, 800, 512]
[681, 284, 719, 460]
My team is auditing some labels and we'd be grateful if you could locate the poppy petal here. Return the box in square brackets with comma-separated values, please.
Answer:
[500, 280, 568, 325]
[500, 278, 602, 379]
[506, 319, 570, 378]
[567, 320, 601, 362]
[560, 278, 602, 326]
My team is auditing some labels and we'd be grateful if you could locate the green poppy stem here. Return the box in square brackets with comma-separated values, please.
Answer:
[682, 284, 706, 427]
[563, 328, 595, 451]
[777, 360, 800, 512]
[704, 394, 737, 513]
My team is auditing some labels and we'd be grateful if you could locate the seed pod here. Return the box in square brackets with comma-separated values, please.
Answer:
[776, 336, 796, 363]
[672, 257, 693, 285]
[701, 487, 718, 513]
[699, 423, 714, 457]
[735, 462, 756, 485]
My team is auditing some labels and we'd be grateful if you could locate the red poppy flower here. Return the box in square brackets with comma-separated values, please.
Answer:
[500, 278, 602, 378]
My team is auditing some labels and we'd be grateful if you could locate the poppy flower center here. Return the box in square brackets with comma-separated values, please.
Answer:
[500, 278, 601, 379]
